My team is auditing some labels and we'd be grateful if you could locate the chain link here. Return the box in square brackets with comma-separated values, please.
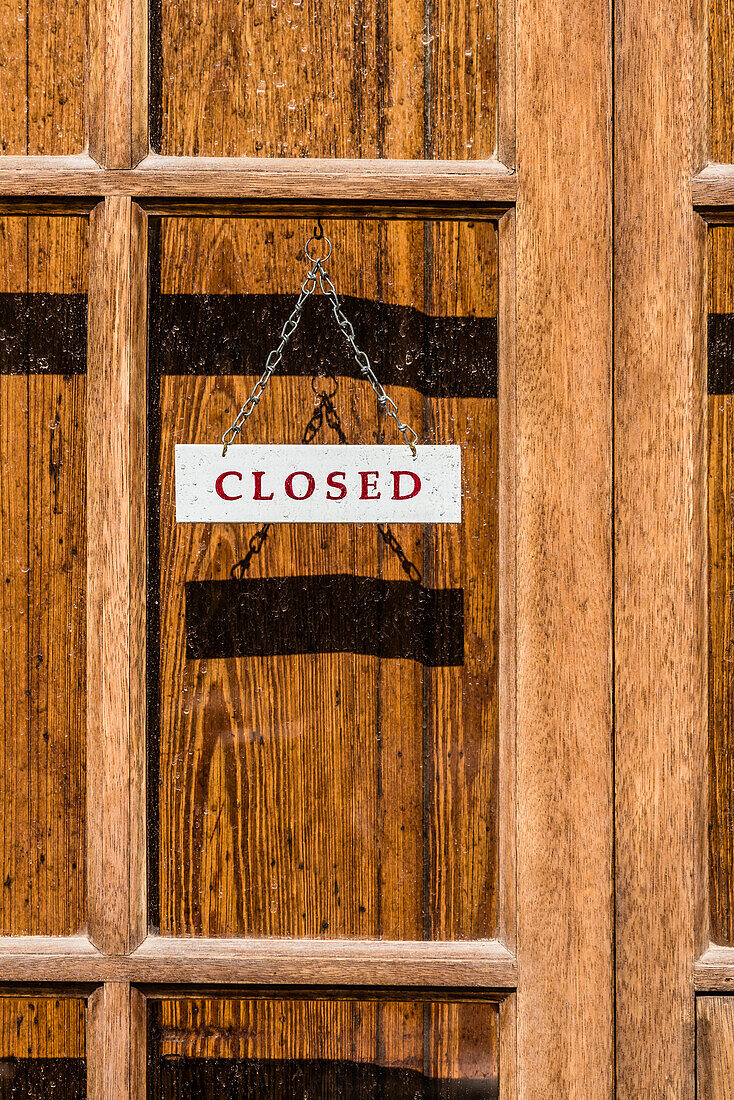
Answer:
[231, 385, 422, 582]
[222, 230, 418, 456]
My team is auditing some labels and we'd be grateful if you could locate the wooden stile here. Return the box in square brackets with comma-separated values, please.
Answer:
[86, 197, 147, 957]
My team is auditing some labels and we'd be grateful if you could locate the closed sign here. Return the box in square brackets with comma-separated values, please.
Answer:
[175, 444, 462, 524]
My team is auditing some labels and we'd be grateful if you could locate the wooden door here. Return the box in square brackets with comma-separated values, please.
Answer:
[0, 0, 615, 1096]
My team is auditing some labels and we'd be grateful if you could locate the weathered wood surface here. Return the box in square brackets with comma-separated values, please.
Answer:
[151, 996, 499, 1093]
[698, 996, 734, 1098]
[0, 216, 87, 939]
[0, 0, 86, 154]
[615, 0, 706, 1085]
[710, 0, 734, 163]
[151, 215, 498, 941]
[151, 0, 496, 158]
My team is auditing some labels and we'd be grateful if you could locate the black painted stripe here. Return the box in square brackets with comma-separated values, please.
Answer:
[150, 293, 497, 399]
[709, 313, 734, 394]
[0, 1058, 86, 1097]
[0, 293, 86, 375]
[152, 1057, 498, 1098]
[186, 575, 464, 667]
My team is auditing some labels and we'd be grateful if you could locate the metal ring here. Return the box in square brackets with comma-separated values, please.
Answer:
[311, 373, 338, 399]
[305, 233, 332, 264]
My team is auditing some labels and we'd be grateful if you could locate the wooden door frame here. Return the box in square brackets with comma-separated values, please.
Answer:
[0, 0, 618, 1094]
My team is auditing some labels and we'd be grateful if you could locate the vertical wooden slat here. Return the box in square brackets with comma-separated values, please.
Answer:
[515, 0, 612, 1092]
[86, 197, 147, 955]
[497, 207, 516, 955]
[499, 993, 517, 1100]
[88, 0, 148, 167]
[614, 0, 708, 1083]
[88, 983, 145, 1100]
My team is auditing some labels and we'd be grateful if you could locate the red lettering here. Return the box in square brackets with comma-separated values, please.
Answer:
[326, 471, 347, 501]
[252, 470, 274, 500]
[285, 471, 315, 500]
[359, 471, 380, 500]
[392, 470, 421, 500]
[215, 470, 243, 501]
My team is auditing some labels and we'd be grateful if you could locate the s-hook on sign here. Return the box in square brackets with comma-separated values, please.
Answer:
[175, 444, 462, 524]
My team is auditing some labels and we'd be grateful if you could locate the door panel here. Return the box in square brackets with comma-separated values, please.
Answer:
[149, 0, 497, 158]
[147, 215, 501, 939]
[147, 995, 500, 1098]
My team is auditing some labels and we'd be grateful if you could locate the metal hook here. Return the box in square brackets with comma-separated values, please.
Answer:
[314, 218, 324, 240]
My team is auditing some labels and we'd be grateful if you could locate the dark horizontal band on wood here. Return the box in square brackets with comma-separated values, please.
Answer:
[0, 937, 517, 989]
[0, 293, 86, 375]
[151, 295, 498, 399]
[150, 1057, 499, 1098]
[186, 577, 465, 666]
[709, 314, 734, 392]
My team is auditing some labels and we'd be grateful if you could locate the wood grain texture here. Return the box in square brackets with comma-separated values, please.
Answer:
[88, 982, 144, 1100]
[514, 0, 612, 1085]
[151, 0, 496, 159]
[0, 0, 86, 154]
[0, 934, 517, 985]
[615, 0, 707, 1085]
[86, 198, 147, 954]
[0, 216, 87, 940]
[710, 0, 734, 163]
[150, 215, 498, 942]
[0, 156, 517, 210]
[0, 996, 85, 1058]
[709, 227, 734, 946]
[149, 995, 498, 1091]
[698, 996, 734, 1098]
[88, 0, 148, 167]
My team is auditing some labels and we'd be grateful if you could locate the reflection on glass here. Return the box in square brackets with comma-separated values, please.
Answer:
[148, 216, 499, 939]
[150, 0, 496, 158]
[0, 216, 88, 935]
[0, 997, 86, 1098]
[148, 997, 499, 1098]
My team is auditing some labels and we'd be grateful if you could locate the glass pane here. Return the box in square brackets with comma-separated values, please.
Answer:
[0, 216, 87, 934]
[0, 996, 86, 1097]
[150, 0, 496, 157]
[148, 216, 499, 938]
[148, 996, 499, 1098]
[0, 0, 86, 153]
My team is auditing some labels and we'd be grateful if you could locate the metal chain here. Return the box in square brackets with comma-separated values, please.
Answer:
[314, 263, 418, 456]
[222, 227, 419, 456]
[231, 385, 422, 583]
[222, 259, 320, 455]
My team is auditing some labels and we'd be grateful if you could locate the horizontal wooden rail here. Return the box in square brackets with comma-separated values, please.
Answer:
[0, 154, 516, 212]
[694, 945, 734, 991]
[693, 164, 734, 211]
[0, 937, 517, 989]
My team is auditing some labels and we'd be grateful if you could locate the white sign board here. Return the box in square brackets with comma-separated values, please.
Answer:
[175, 444, 461, 524]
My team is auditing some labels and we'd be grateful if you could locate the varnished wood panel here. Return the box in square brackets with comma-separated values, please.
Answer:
[149, 215, 499, 941]
[0, 216, 87, 939]
[149, 996, 499, 1096]
[0, 0, 86, 154]
[698, 997, 734, 1098]
[0, 996, 85, 1059]
[708, 227, 734, 946]
[710, 0, 734, 163]
[151, 0, 497, 158]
